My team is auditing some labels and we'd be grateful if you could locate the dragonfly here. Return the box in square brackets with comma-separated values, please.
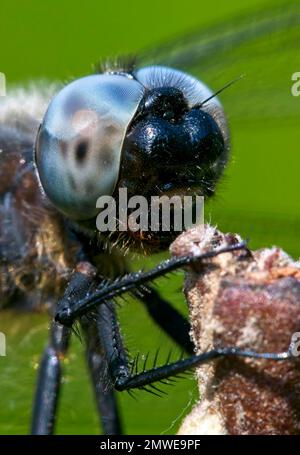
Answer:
[0, 0, 299, 435]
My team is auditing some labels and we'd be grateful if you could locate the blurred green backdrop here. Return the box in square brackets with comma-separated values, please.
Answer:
[0, 0, 299, 435]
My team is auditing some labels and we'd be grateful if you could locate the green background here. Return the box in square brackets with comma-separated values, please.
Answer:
[0, 0, 299, 434]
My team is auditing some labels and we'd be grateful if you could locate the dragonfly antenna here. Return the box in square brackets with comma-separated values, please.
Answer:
[199, 74, 245, 106]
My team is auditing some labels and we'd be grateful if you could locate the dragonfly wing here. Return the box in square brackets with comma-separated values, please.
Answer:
[138, 1, 300, 122]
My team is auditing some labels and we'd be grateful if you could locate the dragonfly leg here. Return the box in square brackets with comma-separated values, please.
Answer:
[99, 302, 293, 394]
[31, 321, 71, 434]
[31, 263, 100, 434]
[55, 241, 247, 325]
[133, 285, 194, 354]
[81, 316, 122, 435]
[56, 262, 122, 434]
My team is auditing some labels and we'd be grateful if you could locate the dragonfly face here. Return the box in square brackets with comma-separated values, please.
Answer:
[35, 65, 229, 251]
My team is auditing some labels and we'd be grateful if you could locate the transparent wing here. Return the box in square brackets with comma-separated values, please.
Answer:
[138, 0, 300, 122]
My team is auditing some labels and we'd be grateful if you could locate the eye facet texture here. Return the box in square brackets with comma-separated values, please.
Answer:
[36, 74, 143, 220]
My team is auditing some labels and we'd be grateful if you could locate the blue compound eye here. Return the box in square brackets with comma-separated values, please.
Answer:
[35, 74, 144, 220]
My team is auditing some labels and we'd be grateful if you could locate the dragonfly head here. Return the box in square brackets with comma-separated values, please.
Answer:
[35, 65, 229, 250]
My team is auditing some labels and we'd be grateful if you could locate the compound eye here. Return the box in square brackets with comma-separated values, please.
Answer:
[35, 74, 143, 220]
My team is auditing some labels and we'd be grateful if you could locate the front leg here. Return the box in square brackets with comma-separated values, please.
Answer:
[56, 241, 247, 325]
[61, 262, 123, 434]
[98, 302, 292, 394]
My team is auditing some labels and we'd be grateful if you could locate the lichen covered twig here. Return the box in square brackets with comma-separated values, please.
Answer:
[171, 225, 300, 435]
